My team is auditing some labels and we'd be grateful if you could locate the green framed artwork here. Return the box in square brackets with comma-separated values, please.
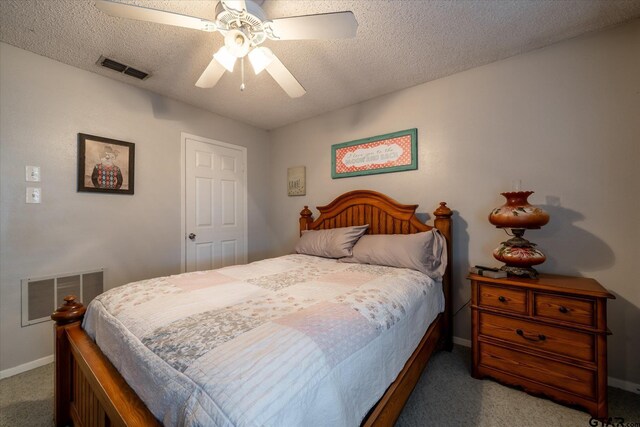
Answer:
[331, 128, 417, 179]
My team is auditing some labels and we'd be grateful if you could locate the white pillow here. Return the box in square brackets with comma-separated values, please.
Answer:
[340, 230, 447, 279]
[294, 225, 369, 258]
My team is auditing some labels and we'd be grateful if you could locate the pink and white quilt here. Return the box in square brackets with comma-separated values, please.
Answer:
[83, 254, 444, 426]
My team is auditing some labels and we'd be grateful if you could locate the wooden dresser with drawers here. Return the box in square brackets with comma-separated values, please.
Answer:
[469, 273, 614, 419]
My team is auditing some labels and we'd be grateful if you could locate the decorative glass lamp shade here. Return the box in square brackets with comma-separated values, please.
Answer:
[489, 191, 549, 229]
[488, 191, 549, 278]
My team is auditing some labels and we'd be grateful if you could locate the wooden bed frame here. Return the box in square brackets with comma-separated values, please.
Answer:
[51, 190, 452, 427]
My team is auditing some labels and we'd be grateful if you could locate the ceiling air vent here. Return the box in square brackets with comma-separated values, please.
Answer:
[123, 67, 149, 80]
[97, 55, 151, 80]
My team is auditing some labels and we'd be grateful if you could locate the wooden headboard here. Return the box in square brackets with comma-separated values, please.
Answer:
[298, 189, 453, 349]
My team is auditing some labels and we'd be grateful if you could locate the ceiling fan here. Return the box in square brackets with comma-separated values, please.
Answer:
[95, 0, 358, 98]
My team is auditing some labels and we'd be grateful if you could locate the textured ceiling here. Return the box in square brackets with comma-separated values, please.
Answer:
[2, 1, 640, 130]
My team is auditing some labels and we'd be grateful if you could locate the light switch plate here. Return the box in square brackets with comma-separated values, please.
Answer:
[26, 166, 40, 182]
[26, 187, 41, 204]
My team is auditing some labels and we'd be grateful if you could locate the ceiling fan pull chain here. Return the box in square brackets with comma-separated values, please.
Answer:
[240, 57, 246, 92]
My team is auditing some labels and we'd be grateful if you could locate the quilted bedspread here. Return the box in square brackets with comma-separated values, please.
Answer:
[83, 254, 444, 426]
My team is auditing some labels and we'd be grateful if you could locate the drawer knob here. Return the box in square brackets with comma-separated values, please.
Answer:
[516, 329, 546, 342]
[558, 306, 568, 314]
[498, 296, 506, 303]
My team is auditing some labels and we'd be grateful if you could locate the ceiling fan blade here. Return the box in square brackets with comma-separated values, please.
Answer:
[95, 0, 216, 32]
[268, 11, 357, 40]
[220, 0, 247, 14]
[265, 52, 306, 98]
[195, 58, 227, 88]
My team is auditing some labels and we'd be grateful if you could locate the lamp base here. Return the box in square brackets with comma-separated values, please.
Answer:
[500, 265, 538, 279]
[492, 229, 545, 279]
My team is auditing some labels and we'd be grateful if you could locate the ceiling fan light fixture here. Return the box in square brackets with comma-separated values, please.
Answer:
[94, 0, 357, 98]
[213, 46, 236, 72]
[248, 47, 274, 75]
[224, 29, 251, 58]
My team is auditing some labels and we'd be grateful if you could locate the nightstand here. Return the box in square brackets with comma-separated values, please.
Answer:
[469, 273, 614, 419]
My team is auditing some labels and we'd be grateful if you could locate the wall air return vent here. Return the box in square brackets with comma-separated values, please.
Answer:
[21, 268, 105, 326]
[97, 55, 150, 80]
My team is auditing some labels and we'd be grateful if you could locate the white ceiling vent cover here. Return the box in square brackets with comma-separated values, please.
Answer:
[21, 268, 104, 326]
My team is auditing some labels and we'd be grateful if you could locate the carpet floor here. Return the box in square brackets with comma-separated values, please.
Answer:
[1, 346, 638, 426]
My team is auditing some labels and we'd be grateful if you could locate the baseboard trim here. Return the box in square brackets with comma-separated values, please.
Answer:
[0, 354, 53, 379]
[608, 377, 640, 394]
[453, 336, 471, 348]
[452, 336, 638, 394]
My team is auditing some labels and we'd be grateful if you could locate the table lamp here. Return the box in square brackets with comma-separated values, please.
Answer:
[488, 190, 549, 278]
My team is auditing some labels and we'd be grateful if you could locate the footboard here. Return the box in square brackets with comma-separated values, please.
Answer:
[51, 296, 159, 427]
[53, 298, 443, 427]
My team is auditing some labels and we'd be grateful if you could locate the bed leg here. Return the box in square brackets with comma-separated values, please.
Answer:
[51, 296, 86, 427]
[442, 323, 454, 352]
[437, 313, 453, 352]
[434, 202, 453, 352]
[53, 324, 72, 426]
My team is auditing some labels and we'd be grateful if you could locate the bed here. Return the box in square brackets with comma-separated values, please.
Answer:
[51, 190, 453, 427]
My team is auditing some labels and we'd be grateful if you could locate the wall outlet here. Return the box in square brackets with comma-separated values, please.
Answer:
[26, 187, 41, 204]
[26, 166, 40, 182]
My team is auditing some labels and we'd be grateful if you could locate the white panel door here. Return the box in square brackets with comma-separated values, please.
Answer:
[186, 136, 247, 272]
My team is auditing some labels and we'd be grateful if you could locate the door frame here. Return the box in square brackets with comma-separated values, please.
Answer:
[180, 132, 248, 273]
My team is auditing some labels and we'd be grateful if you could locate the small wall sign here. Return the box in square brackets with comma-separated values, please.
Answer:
[287, 166, 306, 196]
[331, 128, 417, 179]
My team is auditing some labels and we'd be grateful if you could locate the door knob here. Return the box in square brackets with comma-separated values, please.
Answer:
[188, 233, 196, 240]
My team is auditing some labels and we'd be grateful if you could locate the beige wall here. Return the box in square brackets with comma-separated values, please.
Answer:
[0, 43, 272, 372]
[268, 21, 640, 384]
